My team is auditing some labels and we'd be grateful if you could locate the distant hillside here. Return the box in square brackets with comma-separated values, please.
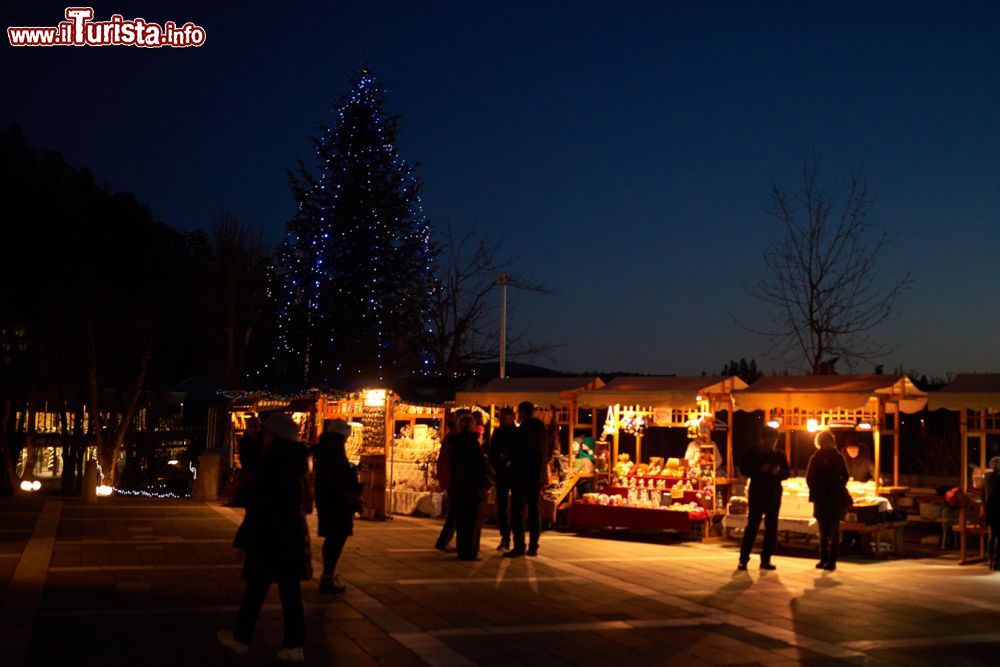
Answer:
[465, 361, 568, 378]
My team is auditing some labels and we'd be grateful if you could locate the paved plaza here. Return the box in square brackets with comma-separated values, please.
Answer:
[1, 496, 999, 666]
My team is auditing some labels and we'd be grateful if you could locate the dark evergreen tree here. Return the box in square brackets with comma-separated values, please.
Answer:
[721, 358, 762, 384]
[270, 67, 436, 385]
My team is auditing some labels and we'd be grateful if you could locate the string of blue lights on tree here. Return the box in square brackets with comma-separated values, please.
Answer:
[264, 65, 436, 387]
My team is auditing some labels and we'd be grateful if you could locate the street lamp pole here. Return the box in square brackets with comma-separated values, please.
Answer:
[497, 273, 510, 379]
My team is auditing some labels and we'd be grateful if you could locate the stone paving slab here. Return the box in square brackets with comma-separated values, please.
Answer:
[4, 496, 1000, 665]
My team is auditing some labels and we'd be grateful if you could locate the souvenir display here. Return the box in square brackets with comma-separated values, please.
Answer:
[723, 476, 895, 535]
[389, 424, 441, 492]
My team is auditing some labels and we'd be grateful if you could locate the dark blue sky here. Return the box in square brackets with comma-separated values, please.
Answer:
[4, 1, 999, 377]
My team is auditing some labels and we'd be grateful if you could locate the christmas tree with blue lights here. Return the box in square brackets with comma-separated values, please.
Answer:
[269, 66, 436, 386]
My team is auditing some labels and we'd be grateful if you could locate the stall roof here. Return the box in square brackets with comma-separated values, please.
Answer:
[454, 377, 604, 406]
[734, 374, 927, 412]
[577, 376, 747, 409]
[927, 373, 1000, 412]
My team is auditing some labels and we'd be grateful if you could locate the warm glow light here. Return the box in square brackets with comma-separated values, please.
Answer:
[167, 459, 179, 465]
[20, 480, 33, 492]
[96, 485, 114, 497]
[31, 480, 41, 491]
[365, 389, 387, 407]
[806, 418, 820, 433]
[696, 395, 703, 402]
[766, 420, 781, 429]
[857, 422, 873, 431]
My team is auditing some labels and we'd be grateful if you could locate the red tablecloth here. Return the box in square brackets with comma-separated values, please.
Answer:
[569, 503, 706, 533]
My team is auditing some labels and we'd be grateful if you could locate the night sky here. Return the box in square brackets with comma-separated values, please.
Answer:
[5, 1, 999, 377]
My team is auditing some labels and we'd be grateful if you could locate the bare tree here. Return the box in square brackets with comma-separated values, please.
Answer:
[428, 225, 554, 376]
[211, 211, 270, 386]
[745, 158, 912, 373]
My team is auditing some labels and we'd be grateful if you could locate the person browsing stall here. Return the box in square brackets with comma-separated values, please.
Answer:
[505, 402, 552, 558]
[737, 426, 789, 571]
[487, 407, 518, 552]
[806, 430, 851, 571]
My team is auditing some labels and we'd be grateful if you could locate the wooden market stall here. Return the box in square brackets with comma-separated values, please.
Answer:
[314, 389, 446, 520]
[228, 389, 445, 520]
[569, 376, 747, 536]
[927, 373, 1000, 565]
[727, 374, 927, 554]
[454, 376, 605, 517]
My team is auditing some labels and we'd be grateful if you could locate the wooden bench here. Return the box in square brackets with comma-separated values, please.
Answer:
[840, 520, 907, 558]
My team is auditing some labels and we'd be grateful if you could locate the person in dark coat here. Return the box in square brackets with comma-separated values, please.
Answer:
[505, 401, 553, 558]
[843, 440, 876, 483]
[313, 419, 363, 594]
[738, 426, 789, 571]
[806, 430, 850, 571]
[447, 414, 491, 560]
[488, 408, 518, 551]
[434, 411, 462, 552]
[219, 412, 311, 663]
[232, 416, 261, 508]
[984, 456, 1000, 571]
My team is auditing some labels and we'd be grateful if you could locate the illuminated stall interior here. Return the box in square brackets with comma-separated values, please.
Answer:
[316, 389, 446, 518]
[229, 389, 445, 519]
[565, 376, 746, 536]
[734, 374, 927, 490]
[927, 374, 1000, 564]
[721, 375, 927, 550]
[576, 375, 747, 480]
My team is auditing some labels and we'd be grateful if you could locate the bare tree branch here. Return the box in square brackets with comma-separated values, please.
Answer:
[740, 156, 912, 374]
[427, 224, 557, 375]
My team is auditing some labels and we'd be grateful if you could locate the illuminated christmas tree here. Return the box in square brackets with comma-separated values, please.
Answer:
[269, 66, 436, 385]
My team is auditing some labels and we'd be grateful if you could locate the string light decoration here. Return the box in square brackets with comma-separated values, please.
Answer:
[113, 486, 190, 499]
[264, 65, 436, 386]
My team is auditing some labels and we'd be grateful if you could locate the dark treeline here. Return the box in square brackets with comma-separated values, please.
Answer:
[0, 125, 271, 493]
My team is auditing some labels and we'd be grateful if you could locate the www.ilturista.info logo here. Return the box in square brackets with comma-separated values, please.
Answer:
[8, 7, 206, 48]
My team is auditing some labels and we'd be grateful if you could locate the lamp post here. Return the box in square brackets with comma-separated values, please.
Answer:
[497, 273, 510, 379]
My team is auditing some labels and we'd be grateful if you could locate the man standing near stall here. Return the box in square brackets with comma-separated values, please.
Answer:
[505, 401, 552, 558]
[488, 407, 518, 551]
[737, 426, 789, 571]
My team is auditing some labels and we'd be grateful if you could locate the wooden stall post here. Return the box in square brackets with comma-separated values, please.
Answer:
[873, 429, 882, 494]
[980, 409, 988, 470]
[959, 408, 970, 563]
[979, 409, 988, 562]
[635, 411, 643, 466]
[960, 408, 968, 493]
[893, 402, 901, 487]
[569, 398, 578, 467]
[611, 404, 620, 465]
[385, 393, 394, 517]
[726, 399, 734, 480]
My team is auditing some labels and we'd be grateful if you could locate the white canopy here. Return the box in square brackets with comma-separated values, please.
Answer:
[734, 374, 927, 413]
[927, 374, 1000, 412]
[454, 377, 604, 407]
[576, 376, 747, 409]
